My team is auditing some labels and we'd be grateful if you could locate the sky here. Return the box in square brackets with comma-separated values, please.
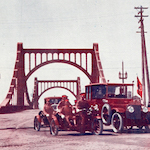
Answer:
[0, 0, 150, 109]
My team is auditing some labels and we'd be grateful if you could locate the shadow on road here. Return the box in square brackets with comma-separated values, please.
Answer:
[55, 128, 150, 136]
[0, 127, 33, 130]
[104, 128, 150, 134]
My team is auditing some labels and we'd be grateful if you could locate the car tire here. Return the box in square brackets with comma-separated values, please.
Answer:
[125, 126, 133, 130]
[145, 125, 150, 133]
[101, 103, 112, 125]
[92, 119, 103, 135]
[50, 119, 58, 136]
[34, 116, 41, 131]
[137, 126, 143, 130]
[111, 112, 123, 133]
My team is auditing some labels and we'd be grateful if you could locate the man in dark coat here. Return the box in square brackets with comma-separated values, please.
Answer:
[76, 93, 90, 133]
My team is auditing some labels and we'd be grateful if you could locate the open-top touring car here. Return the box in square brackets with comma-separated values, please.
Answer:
[34, 96, 103, 135]
[50, 104, 103, 136]
[34, 96, 62, 131]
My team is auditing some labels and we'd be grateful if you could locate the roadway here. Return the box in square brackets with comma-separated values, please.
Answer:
[0, 109, 150, 150]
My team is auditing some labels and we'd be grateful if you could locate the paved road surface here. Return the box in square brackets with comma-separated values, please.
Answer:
[0, 109, 150, 150]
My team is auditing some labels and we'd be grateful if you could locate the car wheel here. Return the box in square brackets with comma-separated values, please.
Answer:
[145, 125, 150, 133]
[111, 113, 123, 133]
[34, 116, 41, 131]
[50, 119, 58, 136]
[126, 126, 133, 130]
[76, 116, 85, 134]
[101, 103, 112, 125]
[92, 119, 103, 135]
[137, 126, 143, 130]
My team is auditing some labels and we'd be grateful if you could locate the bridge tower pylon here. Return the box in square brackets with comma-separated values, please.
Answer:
[0, 43, 31, 108]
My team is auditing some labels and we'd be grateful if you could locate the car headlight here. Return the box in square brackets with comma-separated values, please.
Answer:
[46, 114, 49, 117]
[127, 106, 134, 113]
[142, 106, 148, 113]
[93, 104, 99, 111]
[60, 114, 65, 119]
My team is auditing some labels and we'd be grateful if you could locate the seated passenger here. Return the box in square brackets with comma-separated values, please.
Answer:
[43, 99, 54, 123]
[57, 95, 72, 111]
[60, 100, 75, 127]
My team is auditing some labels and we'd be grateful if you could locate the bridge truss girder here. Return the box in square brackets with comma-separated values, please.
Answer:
[0, 43, 106, 108]
[32, 77, 81, 109]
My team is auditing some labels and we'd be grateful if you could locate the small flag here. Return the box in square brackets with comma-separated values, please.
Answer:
[137, 77, 142, 97]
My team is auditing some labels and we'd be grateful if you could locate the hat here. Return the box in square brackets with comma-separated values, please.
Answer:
[62, 95, 67, 98]
[46, 99, 50, 102]
[80, 93, 85, 96]
[65, 99, 69, 102]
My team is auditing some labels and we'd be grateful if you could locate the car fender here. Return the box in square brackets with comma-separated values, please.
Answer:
[146, 111, 150, 124]
[96, 115, 101, 119]
[52, 115, 59, 126]
[112, 107, 125, 113]
[36, 115, 41, 123]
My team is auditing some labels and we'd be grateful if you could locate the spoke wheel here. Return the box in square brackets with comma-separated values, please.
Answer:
[34, 116, 41, 131]
[111, 113, 123, 133]
[92, 119, 103, 135]
[126, 126, 133, 130]
[76, 116, 85, 134]
[101, 104, 112, 125]
[50, 119, 58, 136]
[145, 125, 150, 133]
[137, 126, 143, 130]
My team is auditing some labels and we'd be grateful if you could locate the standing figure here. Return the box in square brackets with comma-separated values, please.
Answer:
[76, 93, 90, 110]
[76, 93, 90, 133]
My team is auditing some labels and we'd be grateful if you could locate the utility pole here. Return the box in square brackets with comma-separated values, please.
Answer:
[135, 6, 150, 106]
[119, 61, 127, 83]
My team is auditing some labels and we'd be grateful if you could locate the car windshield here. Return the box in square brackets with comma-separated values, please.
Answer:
[49, 98, 61, 104]
[91, 85, 106, 99]
[108, 85, 132, 98]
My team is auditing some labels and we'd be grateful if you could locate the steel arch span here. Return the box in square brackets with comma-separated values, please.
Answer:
[32, 77, 81, 109]
[0, 43, 106, 108]
[25, 60, 92, 81]
[38, 87, 76, 99]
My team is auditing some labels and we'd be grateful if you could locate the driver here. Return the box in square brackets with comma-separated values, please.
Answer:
[76, 93, 90, 110]
[76, 93, 90, 133]
[57, 95, 72, 110]
[43, 99, 54, 123]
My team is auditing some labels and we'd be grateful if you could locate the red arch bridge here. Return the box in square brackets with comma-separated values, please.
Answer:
[32, 77, 81, 109]
[0, 43, 106, 111]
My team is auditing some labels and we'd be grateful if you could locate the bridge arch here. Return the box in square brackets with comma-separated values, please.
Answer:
[25, 60, 92, 81]
[32, 77, 81, 108]
[36, 87, 76, 106]
[39, 87, 76, 99]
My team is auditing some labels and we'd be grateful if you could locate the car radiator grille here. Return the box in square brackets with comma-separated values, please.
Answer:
[126, 105, 141, 120]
